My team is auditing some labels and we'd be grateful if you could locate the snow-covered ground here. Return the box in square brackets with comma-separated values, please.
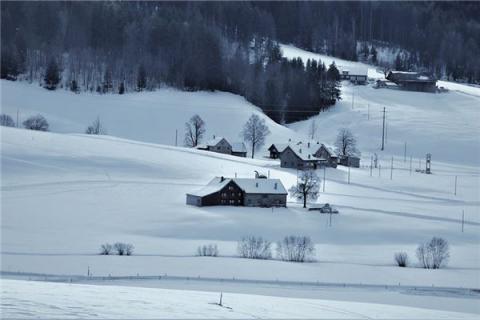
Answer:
[2, 279, 478, 319]
[1, 45, 480, 317]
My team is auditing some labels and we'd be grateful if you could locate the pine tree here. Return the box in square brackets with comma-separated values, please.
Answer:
[137, 65, 147, 91]
[118, 81, 125, 94]
[44, 59, 60, 90]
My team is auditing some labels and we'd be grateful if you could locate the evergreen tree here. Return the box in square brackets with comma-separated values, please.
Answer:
[118, 81, 125, 94]
[44, 59, 60, 90]
[137, 64, 146, 91]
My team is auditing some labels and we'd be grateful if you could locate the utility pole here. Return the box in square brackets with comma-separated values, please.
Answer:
[16, 109, 19, 128]
[454, 175, 458, 196]
[352, 88, 355, 110]
[367, 104, 370, 120]
[409, 156, 412, 176]
[378, 164, 381, 178]
[323, 166, 326, 192]
[381, 107, 386, 150]
[175, 129, 178, 146]
[348, 166, 351, 184]
[462, 210, 465, 232]
[404, 142, 407, 163]
[390, 157, 393, 180]
[370, 156, 373, 177]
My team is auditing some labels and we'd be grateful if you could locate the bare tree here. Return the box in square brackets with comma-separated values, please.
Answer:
[241, 114, 270, 158]
[289, 170, 320, 208]
[23, 114, 49, 131]
[113, 242, 134, 256]
[100, 243, 113, 255]
[85, 116, 107, 135]
[334, 128, 359, 157]
[196, 244, 219, 257]
[276, 236, 315, 262]
[394, 252, 409, 267]
[416, 237, 450, 269]
[308, 119, 317, 140]
[0, 114, 15, 127]
[184, 114, 206, 147]
[237, 236, 272, 259]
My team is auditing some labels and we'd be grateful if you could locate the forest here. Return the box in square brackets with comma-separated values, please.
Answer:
[1, 1, 479, 123]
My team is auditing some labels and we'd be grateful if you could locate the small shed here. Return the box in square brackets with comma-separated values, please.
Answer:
[339, 155, 360, 168]
[231, 142, 247, 157]
[386, 71, 437, 93]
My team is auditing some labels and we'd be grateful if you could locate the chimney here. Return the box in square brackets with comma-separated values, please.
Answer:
[220, 176, 224, 182]
[308, 142, 310, 148]
[255, 182, 258, 188]
[213, 134, 216, 139]
[299, 148, 302, 154]
[274, 182, 277, 190]
[308, 154, 311, 159]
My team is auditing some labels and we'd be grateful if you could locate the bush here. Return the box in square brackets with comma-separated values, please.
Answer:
[276, 236, 315, 262]
[237, 236, 272, 260]
[23, 114, 49, 131]
[0, 114, 15, 127]
[196, 244, 219, 257]
[416, 237, 450, 269]
[100, 243, 113, 255]
[85, 116, 106, 135]
[113, 242, 134, 256]
[394, 252, 409, 267]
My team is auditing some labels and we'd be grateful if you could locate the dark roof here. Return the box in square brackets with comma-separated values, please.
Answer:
[387, 71, 436, 83]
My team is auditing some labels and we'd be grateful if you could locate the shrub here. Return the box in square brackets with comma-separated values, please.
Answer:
[23, 114, 49, 131]
[237, 236, 272, 259]
[196, 244, 219, 257]
[0, 114, 15, 127]
[100, 243, 113, 255]
[85, 116, 106, 135]
[113, 242, 134, 256]
[416, 237, 450, 269]
[394, 252, 409, 267]
[276, 236, 315, 262]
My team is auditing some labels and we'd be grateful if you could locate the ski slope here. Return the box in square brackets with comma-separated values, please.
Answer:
[1, 280, 478, 319]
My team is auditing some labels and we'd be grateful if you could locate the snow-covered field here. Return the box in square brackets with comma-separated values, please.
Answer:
[1, 45, 480, 317]
[3, 279, 478, 319]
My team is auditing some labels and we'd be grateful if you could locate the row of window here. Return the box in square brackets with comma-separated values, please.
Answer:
[221, 192, 242, 198]
[221, 199, 242, 205]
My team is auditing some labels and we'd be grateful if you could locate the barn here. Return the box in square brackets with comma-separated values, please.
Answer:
[186, 176, 288, 207]
[386, 71, 437, 93]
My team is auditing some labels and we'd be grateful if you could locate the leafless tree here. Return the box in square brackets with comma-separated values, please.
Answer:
[196, 244, 219, 257]
[85, 116, 107, 135]
[334, 128, 359, 157]
[23, 114, 49, 131]
[241, 114, 270, 158]
[100, 243, 113, 255]
[184, 114, 206, 147]
[0, 114, 15, 127]
[237, 236, 272, 259]
[394, 252, 409, 267]
[276, 236, 315, 262]
[113, 242, 134, 256]
[289, 170, 320, 208]
[416, 237, 450, 269]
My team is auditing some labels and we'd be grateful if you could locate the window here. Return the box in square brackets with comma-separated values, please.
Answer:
[238, 200, 241, 204]
[228, 186, 234, 191]
[231, 192, 235, 197]
[222, 193, 226, 198]
[238, 192, 241, 196]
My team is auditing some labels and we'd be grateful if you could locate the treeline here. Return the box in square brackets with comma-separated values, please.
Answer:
[255, 1, 480, 83]
[1, 1, 341, 123]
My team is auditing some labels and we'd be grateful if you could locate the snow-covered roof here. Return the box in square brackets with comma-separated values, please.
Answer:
[187, 177, 287, 197]
[205, 137, 230, 147]
[231, 142, 247, 153]
[339, 66, 368, 76]
[321, 144, 337, 157]
[283, 145, 319, 162]
[269, 143, 290, 152]
[387, 71, 436, 82]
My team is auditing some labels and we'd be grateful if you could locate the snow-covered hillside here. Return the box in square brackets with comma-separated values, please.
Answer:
[0, 80, 301, 155]
[2, 279, 477, 319]
[280, 44, 480, 166]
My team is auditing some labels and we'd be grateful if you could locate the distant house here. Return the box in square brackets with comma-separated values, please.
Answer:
[231, 142, 247, 157]
[340, 67, 368, 85]
[339, 155, 360, 168]
[186, 176, 288, 207]
[314, 144, 338, 168]
[386, 71, 437, 93]
[279, 143, 327, 170]
[268, 143, 289, 159]
[197, 137, 246, 157]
